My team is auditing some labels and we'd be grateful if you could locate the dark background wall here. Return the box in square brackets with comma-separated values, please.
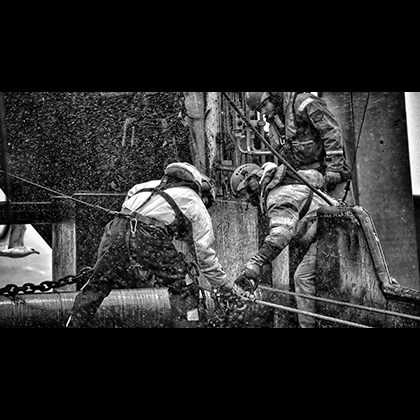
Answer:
[4, 92, 191, 198]
[323, 92, 420, 290]
[2, 92, 192, 265]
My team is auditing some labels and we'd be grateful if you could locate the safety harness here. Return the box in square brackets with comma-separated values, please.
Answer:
[260, 165, 314, 221]
[118, 179, 203, 293]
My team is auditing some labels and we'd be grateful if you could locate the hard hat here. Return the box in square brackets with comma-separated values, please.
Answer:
[230, 163, 261, 196]
[165, 162, 203, 192]
[201, 174, 217, 209]
[245, 92, 271, 111]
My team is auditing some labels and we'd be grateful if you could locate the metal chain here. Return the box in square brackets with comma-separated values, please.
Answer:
[0, 267, 93, 298]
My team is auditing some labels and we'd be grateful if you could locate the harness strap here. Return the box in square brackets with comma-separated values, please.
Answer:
[154, 189, 199, 262]
[121, 185, 201, 280]
[299, 190, 314, 220]
[120, 207, 168, 232]
[125, 186, 192, 225]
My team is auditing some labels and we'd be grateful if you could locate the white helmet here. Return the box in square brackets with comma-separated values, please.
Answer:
[230, 163, 261, 196]
[165, 162, 203, 192]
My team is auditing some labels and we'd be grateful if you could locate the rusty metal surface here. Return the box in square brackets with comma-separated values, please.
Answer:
[316, 207, 420, 328]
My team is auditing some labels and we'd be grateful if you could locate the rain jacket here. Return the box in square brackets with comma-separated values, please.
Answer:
[261, 169, 339, 254]
[268, 92, 346, 175]
[123, 180, 227, 289]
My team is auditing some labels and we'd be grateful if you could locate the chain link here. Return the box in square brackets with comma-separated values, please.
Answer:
[0, 267, 93, 298]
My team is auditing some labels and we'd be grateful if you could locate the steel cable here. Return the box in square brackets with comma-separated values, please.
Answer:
[243, 294, 373, 328]
[259, 285, 420, 323]
[0, 170, 118, 215]
[351, 92, 371, 174]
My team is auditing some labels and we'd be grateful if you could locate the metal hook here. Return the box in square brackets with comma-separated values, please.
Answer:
[130, 218, 138, 239]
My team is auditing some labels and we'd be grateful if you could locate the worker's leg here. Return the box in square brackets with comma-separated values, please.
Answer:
[67, 219, 129, 328]
[168, 282, 201, 328]
[67, 278, 113, 328]
[294, 242, 318, 328]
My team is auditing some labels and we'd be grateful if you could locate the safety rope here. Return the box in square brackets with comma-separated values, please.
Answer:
[259, 285, 420, 323]
[242, 294, 372, 328]
[351, 92, 371, 174]
[343, 92, 371, 202]
[0, 170, 118, 216]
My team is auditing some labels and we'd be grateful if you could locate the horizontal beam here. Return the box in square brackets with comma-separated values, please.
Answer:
[0, 194, 126, 225]
[0, 202, 58, 224]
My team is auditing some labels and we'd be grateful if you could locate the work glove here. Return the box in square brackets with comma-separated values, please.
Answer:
[324, 171, 342, 191]
[234, 261, 262, 294]
[235, 242, 282, 293]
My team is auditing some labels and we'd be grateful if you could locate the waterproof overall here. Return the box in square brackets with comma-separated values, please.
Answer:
[261, 168, 339, 328]
[67, 185, 203, 328]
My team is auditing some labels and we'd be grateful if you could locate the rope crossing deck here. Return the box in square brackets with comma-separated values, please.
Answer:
[244, 294, 373, 328]
[258, 285, 420, 323]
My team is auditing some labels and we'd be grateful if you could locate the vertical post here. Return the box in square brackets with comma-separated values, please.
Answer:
[52, 196, 77, 292]
[183, 92, 206, 172]
[205, 92, 221, 177]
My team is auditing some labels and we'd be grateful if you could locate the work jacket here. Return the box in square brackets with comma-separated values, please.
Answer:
[123, 180, 227, 289]
[268, 92, 347, 176]
[262, 169, 340, 254]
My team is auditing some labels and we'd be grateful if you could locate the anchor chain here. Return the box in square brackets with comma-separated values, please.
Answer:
[0, 267, 93, 298]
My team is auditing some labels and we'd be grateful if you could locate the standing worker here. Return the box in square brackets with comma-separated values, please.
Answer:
[66, 162, 236, 328]
[230, 162, 340, 328]
[245, 92, 353, 202]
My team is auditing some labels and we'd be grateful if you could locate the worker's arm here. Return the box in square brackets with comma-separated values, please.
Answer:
[186, 201, 229, 290]
[234, 185, 310, 292]
[301, 99, 346, 174]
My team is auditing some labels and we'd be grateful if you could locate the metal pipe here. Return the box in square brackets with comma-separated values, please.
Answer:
[0, 287, 293, 328]
[0, 285, 381, 328]
[225, 99, 272, 157]
[0, 289, 173, 328]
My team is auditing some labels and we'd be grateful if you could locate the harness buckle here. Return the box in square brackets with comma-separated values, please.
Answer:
[130, 218, 138, 239]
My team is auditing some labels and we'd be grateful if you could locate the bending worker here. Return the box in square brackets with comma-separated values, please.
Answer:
[67, 162, 235, 328]
[230, 161, 339, 328]
[246, 92, 353, 202]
